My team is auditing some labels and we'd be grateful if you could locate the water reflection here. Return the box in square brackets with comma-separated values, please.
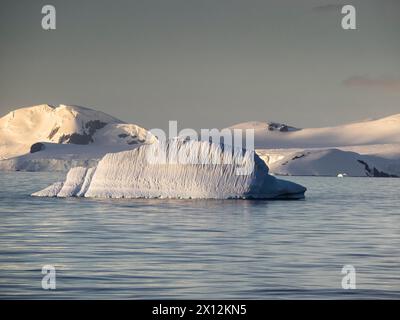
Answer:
[0, 172, 399, 299]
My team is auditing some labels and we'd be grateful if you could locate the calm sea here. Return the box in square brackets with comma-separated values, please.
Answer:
[0, 172, 399, 299]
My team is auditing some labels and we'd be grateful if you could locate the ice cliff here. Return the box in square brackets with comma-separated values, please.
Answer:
[32, 139, 306, 199]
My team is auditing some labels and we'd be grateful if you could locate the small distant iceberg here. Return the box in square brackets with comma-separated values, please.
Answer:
[32, 139, 306, 199]
[337, 173, 348, 178]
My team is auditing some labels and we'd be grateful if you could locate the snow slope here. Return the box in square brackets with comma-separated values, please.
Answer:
[229, 115, 400, 177]
[229, 114, 400, 149]
[268, 149, 400, 177]
[0, 104, 155, 171]
[32, 139, 306, 199]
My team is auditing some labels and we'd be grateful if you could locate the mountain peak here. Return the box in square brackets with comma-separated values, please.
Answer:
[0, 104, 152, 160]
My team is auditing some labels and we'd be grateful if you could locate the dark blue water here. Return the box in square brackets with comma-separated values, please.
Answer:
[0, 172, 399, 299]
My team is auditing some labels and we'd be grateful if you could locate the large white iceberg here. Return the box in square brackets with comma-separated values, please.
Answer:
[32, 140, 306, 199]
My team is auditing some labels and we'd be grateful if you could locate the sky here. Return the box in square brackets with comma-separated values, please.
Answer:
[0, 0, 399, 131]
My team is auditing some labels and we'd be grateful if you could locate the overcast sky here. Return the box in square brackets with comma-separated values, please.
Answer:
[0, 0, 399, 130]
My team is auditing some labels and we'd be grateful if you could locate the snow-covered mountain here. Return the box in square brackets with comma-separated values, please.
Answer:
[2, 103, 400, 177]
[228, 115, 400, 177]
[265, 149, 400, 177]
[0, 104, 155, 171]
[229, 114, 400, 149]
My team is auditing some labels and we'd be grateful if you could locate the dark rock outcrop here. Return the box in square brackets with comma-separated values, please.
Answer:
[58, 133, 93, 145]
[85, 120, 107, 136]
[58, 120, 107, 145]
[48, 126, 60, 139]
[30, 143, 45, 153]
[357, 159, 398, 177]
[268, 122, 299, 132]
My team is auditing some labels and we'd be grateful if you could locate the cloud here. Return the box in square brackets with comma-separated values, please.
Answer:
[343, 75, 400, 91]
[312, 4, 344, 13]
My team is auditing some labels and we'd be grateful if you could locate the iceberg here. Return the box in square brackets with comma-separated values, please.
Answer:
[32, 139, 306, 199]
[31, 181, 64, 197]
[56, 167, 88, 197]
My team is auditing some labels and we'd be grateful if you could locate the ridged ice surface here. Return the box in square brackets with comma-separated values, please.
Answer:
[32, 140, 306, 199]
[31, 181, 64, 197]
[76, 167, 96, 197]
[57, 167, 88, 197]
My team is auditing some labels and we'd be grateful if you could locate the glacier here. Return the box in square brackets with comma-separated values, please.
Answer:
[32, 139, 306, 199]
